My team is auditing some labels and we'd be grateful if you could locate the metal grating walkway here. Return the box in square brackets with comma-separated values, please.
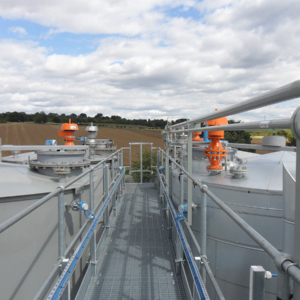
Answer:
[82, 183, 186, 300]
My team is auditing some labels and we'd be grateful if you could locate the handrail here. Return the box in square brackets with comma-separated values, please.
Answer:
[157, 167, 210, 300]
[160, 148, 300, 284]
[171, 80, 300, 129]
[47, 168, 125, 300]
[169, 117, 292, 133]
[0, 148, 123, 234]
[183, 219, 225, 300]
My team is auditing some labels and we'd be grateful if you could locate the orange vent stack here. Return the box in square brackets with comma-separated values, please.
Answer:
[192, 132, 203, 147]
[58, 119, 79, 146]
[203, 109, 228, 171]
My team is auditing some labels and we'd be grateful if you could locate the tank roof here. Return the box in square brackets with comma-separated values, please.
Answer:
[0, 163, 86, 198]
[194, 151, 296, 193]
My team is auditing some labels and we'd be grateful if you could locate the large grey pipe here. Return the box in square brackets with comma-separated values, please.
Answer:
[171, 118, 292, 133]
[171, 80, 300, 129]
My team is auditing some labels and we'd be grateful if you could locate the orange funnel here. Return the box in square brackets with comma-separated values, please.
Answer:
[58, 119, 79, 146]
[192, 132, 203, 142]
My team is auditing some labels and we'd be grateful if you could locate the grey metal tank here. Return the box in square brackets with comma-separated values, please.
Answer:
[0, 124, 117, 300]
[170, 145, 296, 300]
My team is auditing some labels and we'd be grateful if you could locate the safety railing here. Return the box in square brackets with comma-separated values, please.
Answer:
[160, 79, 300, 299]
[128, 142, 154, 183]
[0, 147, 126, 300]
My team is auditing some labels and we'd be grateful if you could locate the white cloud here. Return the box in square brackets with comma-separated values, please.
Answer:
[8, 26, 27, 35]
[0, 0, 300, 121]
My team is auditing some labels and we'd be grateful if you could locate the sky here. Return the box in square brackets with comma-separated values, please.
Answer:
[0, 0, 299, 122]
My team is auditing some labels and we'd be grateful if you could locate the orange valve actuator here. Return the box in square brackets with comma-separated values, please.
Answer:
[203, 109, 228, 171]
[58, 119, 79, 146]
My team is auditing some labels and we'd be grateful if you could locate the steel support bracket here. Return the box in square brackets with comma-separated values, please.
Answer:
[195, 255, 208, 264]
[200, 184, 208, 192]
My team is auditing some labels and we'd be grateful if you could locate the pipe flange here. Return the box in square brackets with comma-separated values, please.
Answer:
[274, 252, 294, 273]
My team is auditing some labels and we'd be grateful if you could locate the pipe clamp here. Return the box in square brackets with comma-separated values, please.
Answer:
[285, 262, 298, 275]
[274, 252, 294, 273]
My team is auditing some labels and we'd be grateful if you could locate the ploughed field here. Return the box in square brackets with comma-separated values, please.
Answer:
[0, 123, 165, 165]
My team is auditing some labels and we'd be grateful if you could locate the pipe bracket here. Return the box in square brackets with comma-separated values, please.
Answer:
[274, 252, 294, 273]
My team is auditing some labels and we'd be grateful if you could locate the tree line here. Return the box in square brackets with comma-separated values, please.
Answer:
[0, 111, 188, 129]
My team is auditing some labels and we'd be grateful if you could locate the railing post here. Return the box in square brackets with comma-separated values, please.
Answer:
[112, 154, 115, 182]
[111, 157, 116, 216]
[121, 149, 125, 191]
[103, 164, 109, 231]
[129, 144, 132, 175]
[166, 138, 170, 194]
[277, 273, 290, 300]
[58, 190, 65, 259]
[89, 169, 96, 276]
[150, 143, 153, 171]
[293, 135, 300, 298]
[58, 189, 70, 300]
[175, 173, 185, 276]
[187, 124, 193, 225]
[140, 143, 143, 183]
[200, 187, 207, 285]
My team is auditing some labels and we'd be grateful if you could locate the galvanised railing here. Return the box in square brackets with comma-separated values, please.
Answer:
[160, 79, 300, 300]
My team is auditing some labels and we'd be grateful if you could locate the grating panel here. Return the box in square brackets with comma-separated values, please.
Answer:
[82, 184, 186, 300]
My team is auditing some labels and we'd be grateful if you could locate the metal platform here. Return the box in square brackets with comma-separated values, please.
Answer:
[82, 183, 187, 300]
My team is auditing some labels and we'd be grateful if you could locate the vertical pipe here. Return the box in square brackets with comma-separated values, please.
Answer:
[200, 188, 207, 285]
[140, 143, 143, 183]
[187, 125, 193, 225]
[293, 136, 300, 298]
[111, 157, 116, 216]
[180, 173, 184, 204]
[203, 125, 208, 142]
[89, 169, 96, 276]
[104, 164, 109, 226]
[58, 190, 65, 259]
[174, 145, 177, 161]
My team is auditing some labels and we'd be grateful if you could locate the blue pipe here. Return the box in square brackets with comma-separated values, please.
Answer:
[50, 168, 125, 300]
[203, 125, 209, 142]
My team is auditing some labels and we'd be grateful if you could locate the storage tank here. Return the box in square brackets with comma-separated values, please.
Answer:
[170, 145, 296, 299]
[0, 123, 117, 299]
